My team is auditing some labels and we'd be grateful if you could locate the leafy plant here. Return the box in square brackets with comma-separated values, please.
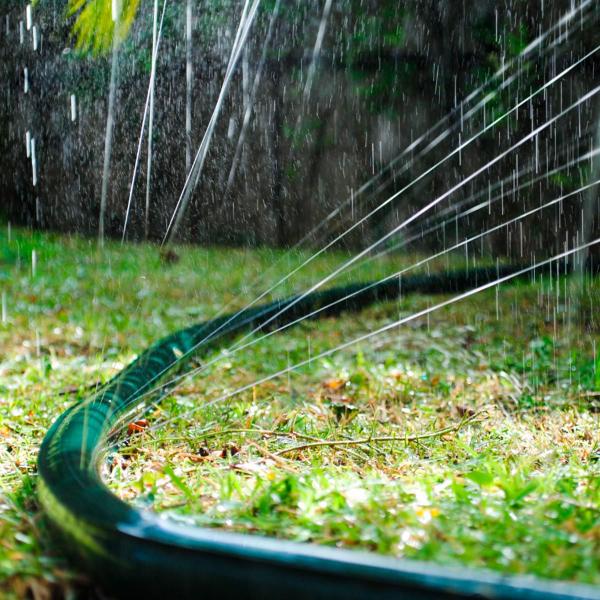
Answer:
[67, 0, 141, 54]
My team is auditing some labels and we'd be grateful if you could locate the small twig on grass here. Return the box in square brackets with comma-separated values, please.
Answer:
[275, 410, 486, 456]
[163, 428, 369, 463]
[162, 428, 322, 445]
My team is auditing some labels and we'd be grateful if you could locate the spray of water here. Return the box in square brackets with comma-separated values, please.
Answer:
[122, 0, 168, 243]
[163, 0, 262, 245]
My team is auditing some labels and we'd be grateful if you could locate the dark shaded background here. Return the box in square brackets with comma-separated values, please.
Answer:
[0, 0, 598, 261]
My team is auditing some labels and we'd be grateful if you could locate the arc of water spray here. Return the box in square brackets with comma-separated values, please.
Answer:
[162, 0, 262, 245]
[225, 85, 600, 351]
[289, 0, 595, 250]
[122, 0, 168, 243]
[122, 177, 600, 422]
[151, 237, 600, 432]
[223, 4, 599, 297]
[109, 126, 600, 419]
[367, 146, 600, 268]
[103, 1, 597, 414]
[203, 4, 600, 340]
[115, 23, 596, 412]
[106, 154, 596, 426]
[197, 0, 595, 254]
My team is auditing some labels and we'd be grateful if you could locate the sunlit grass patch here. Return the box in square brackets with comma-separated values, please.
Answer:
[0, 226, 599, 597]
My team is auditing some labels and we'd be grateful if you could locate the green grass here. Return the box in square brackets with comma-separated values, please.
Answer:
[0, 226, 599, 598]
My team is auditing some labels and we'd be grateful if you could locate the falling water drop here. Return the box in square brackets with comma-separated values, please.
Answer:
[32, 25, 38, 51]
[371, 143, 375, 175]
[24, 67, 29, 94]
[495, 285, 500, 321]
[25, 4, 32, 31]
[70, 94, 77, 122]
[31, 250, 37, 277]
[31, 138, 37, 186]
[227, 116, 236, 140]
[25, 130, 31, 158]
[112, 0, 121, 22]
[519, 222, 524, 256]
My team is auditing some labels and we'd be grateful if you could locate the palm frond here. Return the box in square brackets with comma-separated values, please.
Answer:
[67, 0, 141, 55]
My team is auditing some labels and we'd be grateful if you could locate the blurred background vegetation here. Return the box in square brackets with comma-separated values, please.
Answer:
[0, 0, 598, 257]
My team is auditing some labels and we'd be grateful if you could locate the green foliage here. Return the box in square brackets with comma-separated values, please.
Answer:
[67, 0, 141, 54]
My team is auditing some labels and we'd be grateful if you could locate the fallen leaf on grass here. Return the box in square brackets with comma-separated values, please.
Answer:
[221, 442, 240, 458]
[127, 419, 149, 435]
[323, 378, 346, 390]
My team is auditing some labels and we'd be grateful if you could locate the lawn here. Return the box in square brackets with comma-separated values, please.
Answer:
[0, 225, 599, 598]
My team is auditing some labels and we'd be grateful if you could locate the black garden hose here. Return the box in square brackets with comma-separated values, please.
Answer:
[37, 267, 600, 600]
